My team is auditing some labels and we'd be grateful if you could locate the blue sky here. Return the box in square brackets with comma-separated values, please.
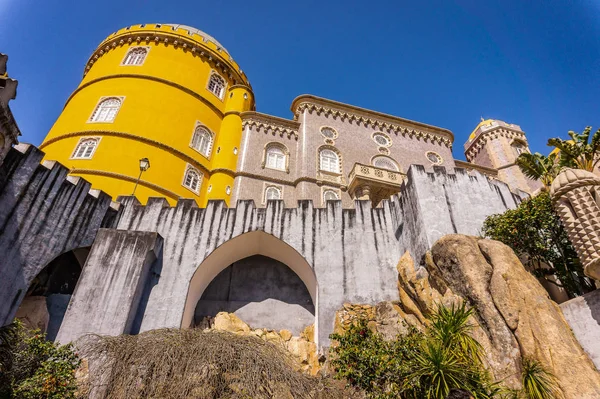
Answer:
[1, 0, 599, 160]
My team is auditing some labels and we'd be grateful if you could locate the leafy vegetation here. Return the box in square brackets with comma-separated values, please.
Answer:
[330, 303, 501, 399]
[0, 320, 80, 399]
[482, 192, 594, 297]
[519, 358, 561, 399]
[547, 126, 600, 171]
[515, 152, 560, 189]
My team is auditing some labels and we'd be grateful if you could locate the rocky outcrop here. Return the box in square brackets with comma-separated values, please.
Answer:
[211, 312, 320, 376]
[426, 235, 600, 397]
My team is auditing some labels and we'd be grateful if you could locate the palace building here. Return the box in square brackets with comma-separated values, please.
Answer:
[38, 23, 540, 209]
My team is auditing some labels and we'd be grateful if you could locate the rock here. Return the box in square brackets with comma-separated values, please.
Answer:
[212, 312, 250, 334]
[301, 324, 314, 342]
[431, 235, 600, 397]
[279, 329, 293, 341]
[374, 301, 410, 340]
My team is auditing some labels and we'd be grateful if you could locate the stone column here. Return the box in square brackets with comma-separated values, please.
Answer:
[56, 229, 163, 344]
[550, 168, 600, 280]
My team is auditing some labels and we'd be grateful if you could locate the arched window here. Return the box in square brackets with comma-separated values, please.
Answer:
[323, 189, 339, 202]
[122, 47, 148, 65]
[372, 156, 399, 171]
[266, 146, 286, 171]
[191, 126, 213, 157]
[265, 186, 281, 200]
[207, 72, 226, 99]
[183, 167, 202, 194]
[319, 149, 340, 173]
[89, 97, 122, 123]
[71, 138, 99, 159]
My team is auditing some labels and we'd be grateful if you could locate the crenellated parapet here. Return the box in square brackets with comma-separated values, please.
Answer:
[85, 23, 250, 86]
[0, 144, 119, 325]
[291, 95, 454, 148]
[241, 112, 300, 140]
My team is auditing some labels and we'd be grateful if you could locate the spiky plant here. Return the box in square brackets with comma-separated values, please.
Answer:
[429, 303, 483, 363]
[515, 152, 560, 189]
[547, 126, 600, 171]
[520, 358, 561, 399]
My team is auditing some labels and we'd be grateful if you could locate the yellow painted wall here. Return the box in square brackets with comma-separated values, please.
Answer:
[40, 24, 254, 206]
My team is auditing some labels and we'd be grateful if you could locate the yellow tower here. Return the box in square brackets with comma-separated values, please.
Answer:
[40, 24, 254, 206]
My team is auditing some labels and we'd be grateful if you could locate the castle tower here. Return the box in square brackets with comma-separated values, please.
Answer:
[464, 119, 541, 193]
[40, 24, 254, 206]
[0, 53, 21, 164]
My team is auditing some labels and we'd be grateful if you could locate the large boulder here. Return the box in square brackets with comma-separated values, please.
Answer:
[429, 235, 600, 398]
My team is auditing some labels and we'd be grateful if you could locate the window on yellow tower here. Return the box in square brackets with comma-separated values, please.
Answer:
[71, 137, 99, 159]
[89, 97, 122, 123]
[190, 126, 213, 157]
[207, 72, 226, 99]
[122, 47, 148, 66]
[183, 167, 202, 194]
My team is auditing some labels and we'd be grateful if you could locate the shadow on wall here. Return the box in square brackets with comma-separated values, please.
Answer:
[14, 248, 89, 341]
[194, 255, 315, 335]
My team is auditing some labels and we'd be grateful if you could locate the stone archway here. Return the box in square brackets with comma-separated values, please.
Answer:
[182, 231, 318, 344]
[15, 248, 89, 340]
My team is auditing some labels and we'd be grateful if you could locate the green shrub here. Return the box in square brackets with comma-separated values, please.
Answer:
[330, 303, 502, 399]
[0, 320, 80, 399]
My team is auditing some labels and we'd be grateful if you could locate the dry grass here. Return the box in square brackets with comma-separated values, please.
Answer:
[80, 328, 362, 399]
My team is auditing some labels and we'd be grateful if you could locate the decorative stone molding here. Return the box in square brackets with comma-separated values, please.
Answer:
[241, 112, 299, 139]
[291, 96, 453, 149]
[454, 160, 499, 178]
[550, 168, 600, 280]
[261, 142, 291, 173]
[84, 25, 250, 87]
[465, 127, 527, 162]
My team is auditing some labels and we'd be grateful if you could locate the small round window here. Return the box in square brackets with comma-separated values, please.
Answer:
[372, 133, 391, 147]
[321, 127, 338, 139]
[426, 151, 443, 165]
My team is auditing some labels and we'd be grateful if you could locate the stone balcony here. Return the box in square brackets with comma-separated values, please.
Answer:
[347, 163, 406, 206]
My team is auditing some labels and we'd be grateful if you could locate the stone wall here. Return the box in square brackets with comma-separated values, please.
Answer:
[560, 289, 600, 370]
[0, 144, 118, 325]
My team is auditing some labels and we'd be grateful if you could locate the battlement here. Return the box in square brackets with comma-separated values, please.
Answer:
[88, 23, 249, 86]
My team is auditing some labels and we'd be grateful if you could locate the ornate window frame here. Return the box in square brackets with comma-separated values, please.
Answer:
[320, 126, 338, 140]
[371, 155, 400, 172]
[322, 187, 341, 205]
[262, 142, 290, 173]
[426, 151, 443, 165]
[262, 182, 283, 204]
[189, 122, 215, 159]
[317, 145, 342, 175]
[206, 70, 227, 100]
[372, 132, 392, 147]
[510, 138, 529, 156]
[121, 46, 150, 66]
[70, 137, 101, 160]
[88, 96, 124, 124]
[182, 164, 202, 195]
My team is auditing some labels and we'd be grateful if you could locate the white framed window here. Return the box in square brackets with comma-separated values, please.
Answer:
[372, 156, 399, 171]
[320, 126, 338, 139]
[426, 151, 443, 165]
[182, 166, 202, 194]
[122, 47, 148, 66]
[323, 189, 340, 202]
[319, 149, 340, 173]
[372, 132, 392, 147]
[190, 125, 213, 157]
[207, 71, 226, 99]
[266, 146, 286, 170]
[89, 97, 122, 123]
[71, 137, 100, 159]
[264, 185, 282, 201]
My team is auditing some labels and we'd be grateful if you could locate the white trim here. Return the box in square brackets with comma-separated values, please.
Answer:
[70, 136, 102, 160]
[87, 96, 124, 124]
[189, 122, 214, 159]
[120, 46, 150, 66]
[206, 70, 227, 101]
[182, 164, 202, 195]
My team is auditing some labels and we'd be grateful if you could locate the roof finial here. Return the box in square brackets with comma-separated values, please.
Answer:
[480, 116, 484, 122]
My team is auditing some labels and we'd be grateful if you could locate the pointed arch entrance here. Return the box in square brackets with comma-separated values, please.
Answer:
[182, 231, 318, 343]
